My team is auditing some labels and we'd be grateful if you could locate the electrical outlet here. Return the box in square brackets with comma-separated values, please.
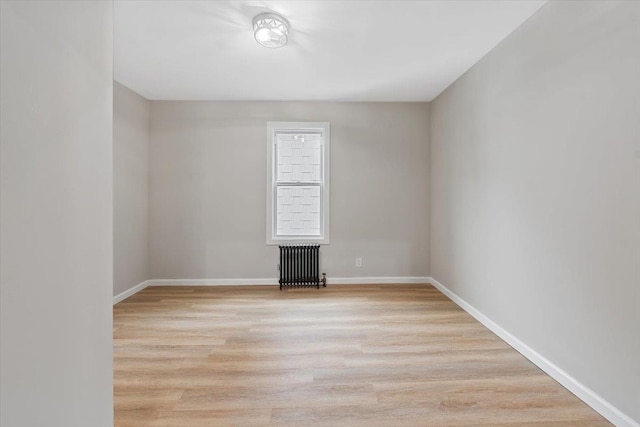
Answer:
[355, 257, 363, 268]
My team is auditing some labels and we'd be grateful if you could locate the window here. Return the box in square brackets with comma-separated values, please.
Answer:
[267, 122, 330, 244]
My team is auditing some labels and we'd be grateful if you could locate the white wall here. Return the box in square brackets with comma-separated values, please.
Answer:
[0, 2, 114, 426]
[430, 0, 640, 424]
[149, 102, 430, 280]
[114, 81, 150, 297]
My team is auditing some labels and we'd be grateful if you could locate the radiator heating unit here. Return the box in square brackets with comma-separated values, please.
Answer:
[278, 245, 325, 290]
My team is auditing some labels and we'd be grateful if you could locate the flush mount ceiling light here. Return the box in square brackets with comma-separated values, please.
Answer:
[253, 12, 289, 48]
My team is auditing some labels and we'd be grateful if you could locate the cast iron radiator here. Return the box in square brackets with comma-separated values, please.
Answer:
[279, 245, 324, 290]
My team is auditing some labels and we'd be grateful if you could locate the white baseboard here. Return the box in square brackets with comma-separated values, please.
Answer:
[328, 276, 430, 285]
[146, 276, 430, 287]
[428, 276, 639, 427]
[147, 278, 277, 286]
[113, 277, 432, 305]
[113, 280, 149, 305]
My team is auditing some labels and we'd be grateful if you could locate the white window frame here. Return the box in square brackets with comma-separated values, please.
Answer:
[266, 121, 330, 245]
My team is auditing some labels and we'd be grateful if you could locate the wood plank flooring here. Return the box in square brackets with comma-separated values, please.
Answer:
[114, 284, 610, 426]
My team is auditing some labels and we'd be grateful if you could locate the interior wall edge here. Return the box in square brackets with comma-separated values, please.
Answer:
[113, 81, 151, 297]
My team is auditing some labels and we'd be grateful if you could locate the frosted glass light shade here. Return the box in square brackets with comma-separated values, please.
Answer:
[253, 13, 289, 48]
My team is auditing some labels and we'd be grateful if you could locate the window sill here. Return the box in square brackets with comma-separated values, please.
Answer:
[266, 237, 329, 245]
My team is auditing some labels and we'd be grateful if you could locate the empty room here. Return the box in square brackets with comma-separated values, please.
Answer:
[1, 1, 639, 426]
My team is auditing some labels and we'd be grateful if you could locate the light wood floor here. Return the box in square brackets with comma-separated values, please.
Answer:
[114, 284, 610, 426]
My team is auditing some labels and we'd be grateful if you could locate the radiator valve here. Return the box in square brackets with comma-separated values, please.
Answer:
[322, 273, 327, 287]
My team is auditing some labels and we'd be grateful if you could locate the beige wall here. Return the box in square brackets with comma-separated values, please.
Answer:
[430, 0, 640, 423]
[149, 102, 430, 280]
[0, 1, 114, 425]
[114, 82, 150, 296]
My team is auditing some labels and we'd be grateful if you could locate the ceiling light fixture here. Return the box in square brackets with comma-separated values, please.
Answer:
[253, 12, 289, 48]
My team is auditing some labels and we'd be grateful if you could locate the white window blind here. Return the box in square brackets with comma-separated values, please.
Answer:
[267, 122, 330, 244]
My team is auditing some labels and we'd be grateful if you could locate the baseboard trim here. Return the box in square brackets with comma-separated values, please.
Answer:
[113, 280, 149, 305]
[328, 276, 430, 285]
[114, 277, 431, 301]
[147, 278, 277, 286]
[428, 276, 639, 427]
[146, 276, 430, 287]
